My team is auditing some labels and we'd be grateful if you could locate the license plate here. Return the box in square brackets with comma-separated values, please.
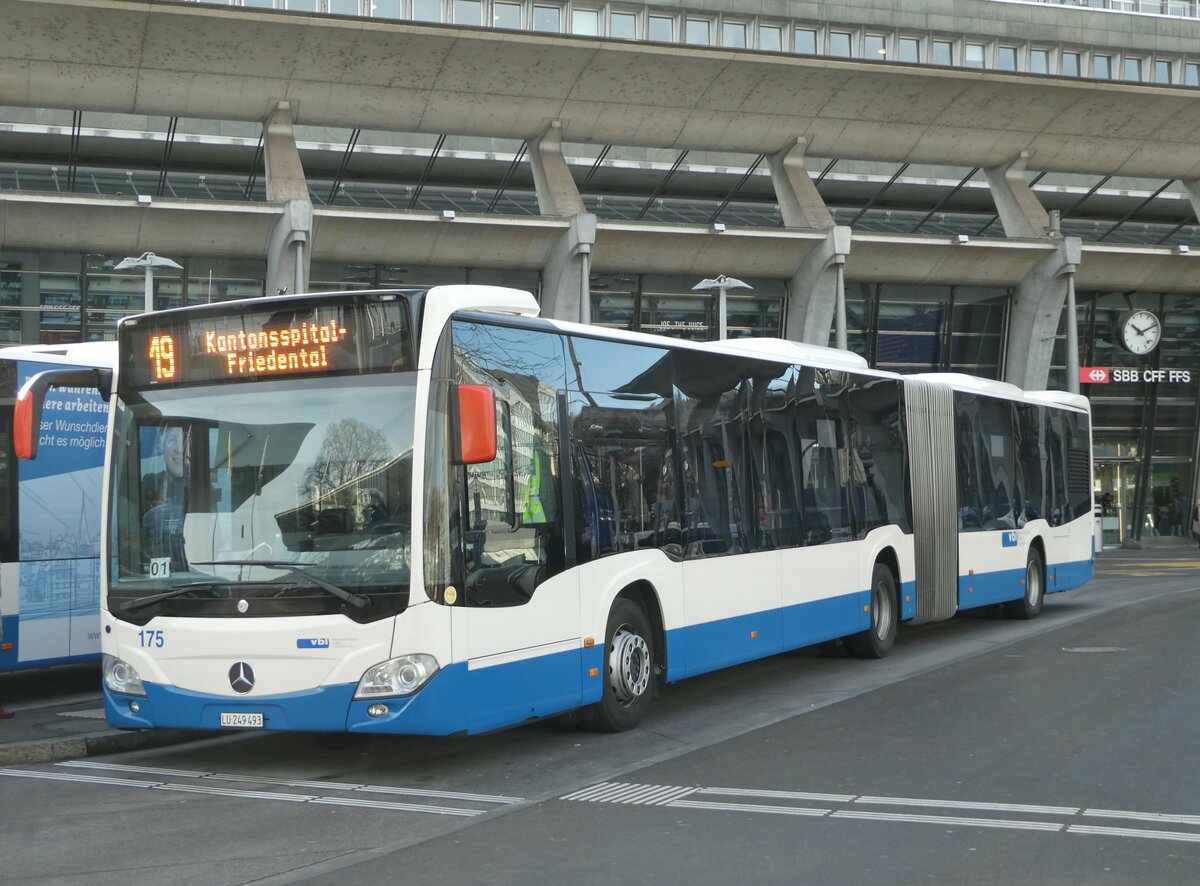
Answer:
[219, 712, 264, 728]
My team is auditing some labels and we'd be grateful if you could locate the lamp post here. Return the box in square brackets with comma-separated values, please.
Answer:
[693, 275, 752, 340]
[113, 252, 183, 313]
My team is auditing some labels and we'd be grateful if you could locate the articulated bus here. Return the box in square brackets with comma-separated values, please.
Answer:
[1, 342, 114, 672]
[14, 287, 1094, 734]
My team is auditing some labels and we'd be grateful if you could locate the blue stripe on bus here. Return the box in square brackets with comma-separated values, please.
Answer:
[958, 568, 1026, 609]
[101, 559, 1094, 735]
[1048, 557, 1094, 593]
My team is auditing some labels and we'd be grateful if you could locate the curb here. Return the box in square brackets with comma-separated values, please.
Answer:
[0, 728, 209, 766]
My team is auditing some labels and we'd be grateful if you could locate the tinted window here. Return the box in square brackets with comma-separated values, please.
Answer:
[1016, 404, 1046, 525]
[1065, 411, 1092, 522]
[955, 393, 1016, 531]
[1046, 408, 1068, 527]
[675, 354, 757, 559]
[793, 368, 852, 544]
[566, 337, 679, 561]
[847, 377, 910, 534]
[453, 321, 568, 606]
[0, 361, 14, 561]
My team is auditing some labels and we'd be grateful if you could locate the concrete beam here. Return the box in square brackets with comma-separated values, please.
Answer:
[262, 102, 312, 294]
[1005, 237, 1083, 392]
[785, 226, 851, 345]
[5, 0, 1200, 178]
[529, 121, 586, 217]
[983, 151, 1051, 240]
[1185, 180, 1200, 224]
[767, 138, 834, 230]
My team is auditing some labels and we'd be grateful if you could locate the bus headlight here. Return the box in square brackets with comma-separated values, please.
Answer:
[355, 654, 439, 699]
[103, 654, 147, 697]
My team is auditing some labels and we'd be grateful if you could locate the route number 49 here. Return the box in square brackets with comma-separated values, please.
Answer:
[138, 630, 165, 649]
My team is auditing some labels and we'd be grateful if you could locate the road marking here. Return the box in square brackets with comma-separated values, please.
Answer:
[55, 708, 107, 720]
[854, 795, 1078, 816]
[833, 810, 1063, 833]
[6, 763, 522, 816]
[561, 781, 1200, 844]
[58, 760, 521, 804]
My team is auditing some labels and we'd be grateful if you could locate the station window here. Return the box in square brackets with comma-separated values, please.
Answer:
[533, 4, 561, 31]
[243, 0, 275, 7]
[829, 31, 852, 58]
[412, 0, 440, 21]
[865, 34, 886, 58]
[794, 27, 817, 54]
[648, 14, 673, 41]
[453, 0, 481, 25]
[287, 0, 317, 9]
[1124, 57, 1143, 81]
[327, 0, 360, 13]
[685, 18, 711, 45]
[609, 11, 635, 38]
[722, 22, 746, 48]
[1094, 54, 1111, 79]
[964, 43, 985, 68]
[369, 0, 402, 16]
[572, 8, 599, 35]
[1186, 63, 1200, 87]
[493, 1, 521, 28]
[759, 25, 782, 51]
[1154, 60, 1172, 84]
[997, 46, 1017, 72]
[1061, 51, 1080, 77]
[1030, 48, 1049, 74]
[932, 40, 952, 65]
[898, 37, 919, 63]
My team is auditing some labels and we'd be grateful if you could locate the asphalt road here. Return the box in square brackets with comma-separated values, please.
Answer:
[2, 558, 1198, 886]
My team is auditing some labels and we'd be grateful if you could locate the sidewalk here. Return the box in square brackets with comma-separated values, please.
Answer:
[0, 663, 204, 766]
[1, 546, 1198, 767]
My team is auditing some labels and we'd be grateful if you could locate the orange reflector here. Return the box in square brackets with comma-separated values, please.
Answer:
[0, 643, 11, 651]
[968, 568, 974, 576]
[904, 596, 911, 603]
[583, 636, 595, 648]
[863, 605, 870, 612]
[750, 630, 757, 639]
[968, 586, 974, 593]
[588, 668, 599, 677]
[1020, 579, 1025, 585]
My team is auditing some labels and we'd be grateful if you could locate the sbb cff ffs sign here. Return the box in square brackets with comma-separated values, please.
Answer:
[1079, 367, 1192, 385]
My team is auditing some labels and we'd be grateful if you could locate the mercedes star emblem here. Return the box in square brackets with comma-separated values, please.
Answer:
[229, 662, 255, 694]
[237, 599, 249, 614]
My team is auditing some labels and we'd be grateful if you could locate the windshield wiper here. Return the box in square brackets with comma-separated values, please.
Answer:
[118, 581, 233, 614]
[192, 560, 371, 611]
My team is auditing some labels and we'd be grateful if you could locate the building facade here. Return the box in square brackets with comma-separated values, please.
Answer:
[1, 0, 1199, 545]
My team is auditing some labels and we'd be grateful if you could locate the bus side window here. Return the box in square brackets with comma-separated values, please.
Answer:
[1016, 404, 1045, 525]
[793, 367, 851, 544]
[0, 360, 15, 563]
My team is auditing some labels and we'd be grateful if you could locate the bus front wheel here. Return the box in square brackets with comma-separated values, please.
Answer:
[1004, 547, 1045, 620]
[846, 562, 898, 659]
[588, 598, 654, 732]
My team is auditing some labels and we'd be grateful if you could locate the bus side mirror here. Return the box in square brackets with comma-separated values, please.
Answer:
[14, 367, 112, 460]
[454, 384, 497, 465]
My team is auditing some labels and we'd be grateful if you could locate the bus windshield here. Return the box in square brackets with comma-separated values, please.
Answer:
[107, 373, 416, 622]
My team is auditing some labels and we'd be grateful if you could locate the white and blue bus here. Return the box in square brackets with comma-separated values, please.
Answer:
[1, 342, 114, 672]
[15, 287, 1094, 733]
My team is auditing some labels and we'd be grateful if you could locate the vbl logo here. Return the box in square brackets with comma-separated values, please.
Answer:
[296, 638, 331, 649]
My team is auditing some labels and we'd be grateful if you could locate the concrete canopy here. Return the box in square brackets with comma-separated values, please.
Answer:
[4, 0, 1200, 179]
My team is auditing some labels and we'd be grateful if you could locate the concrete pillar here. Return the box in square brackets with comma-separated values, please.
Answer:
[538, 214, 597, 323]
[262, 102, 312, 295]
[1004, 237, 1083, 391]
[529, 121, 587, 217]
[767, 137, 835, 230]
[983, 151, 1051, 239]
[784, 226, 852, 345]
[1184, 179, 1200, 222]
[529, 121, 595, 320]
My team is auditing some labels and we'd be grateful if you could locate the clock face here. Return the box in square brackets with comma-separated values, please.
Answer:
[1120, 310, 1161, 356]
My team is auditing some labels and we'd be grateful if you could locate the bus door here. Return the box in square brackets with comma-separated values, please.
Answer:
[455, 388, 581, 731]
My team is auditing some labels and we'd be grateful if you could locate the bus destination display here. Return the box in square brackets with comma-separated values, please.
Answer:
[122, 297, 411, 389]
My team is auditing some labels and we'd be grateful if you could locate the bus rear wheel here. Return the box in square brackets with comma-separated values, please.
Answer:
[588, 598, 654, 732]
[846, 562, 898, 659]
[1004, 547, 1044, 620]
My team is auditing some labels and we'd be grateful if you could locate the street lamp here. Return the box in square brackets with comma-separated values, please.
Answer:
[113, 252, 183, 313]
[693, 275, 752, 340]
